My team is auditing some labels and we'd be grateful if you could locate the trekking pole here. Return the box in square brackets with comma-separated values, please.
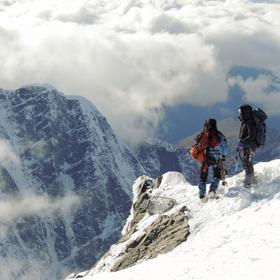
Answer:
[221, 165, 228, 187]
[218, 159, 228, 187]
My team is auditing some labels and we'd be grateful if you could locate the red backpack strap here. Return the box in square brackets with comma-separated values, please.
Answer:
[210, 132, 220, 147]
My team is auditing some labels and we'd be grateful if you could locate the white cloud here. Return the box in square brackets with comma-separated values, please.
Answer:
[229, 75, 280, 114]
[0, 140, 19, 163]
[0, 257, 45, 280]
[0, 193, 80, 225]
[0, 0, 280, 143]
[0, 192, 80, 279]
[0, 181, 80, 278]
[0, 193, 80, 266]
[0, 192, 80, 239]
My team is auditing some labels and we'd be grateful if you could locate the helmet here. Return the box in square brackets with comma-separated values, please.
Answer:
[204, 118, 217, 131]
[239, 104, 253, 121]
[239, 104, 253, 113]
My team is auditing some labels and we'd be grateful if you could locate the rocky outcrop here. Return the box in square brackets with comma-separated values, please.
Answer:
[112, 206, 189, 272]
[86, 175, 190, 276]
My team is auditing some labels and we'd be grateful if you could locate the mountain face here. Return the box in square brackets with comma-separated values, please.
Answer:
[0, 85, 146, 279]
[0, 85, 196, 280]
[136, 140, 197, 184]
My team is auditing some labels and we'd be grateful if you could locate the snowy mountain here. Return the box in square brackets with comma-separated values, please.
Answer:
[69, 159, 280, 280]
[136, 139, 197, 184]
[0, 84, 147, 279]
[0, 85, 196, 280]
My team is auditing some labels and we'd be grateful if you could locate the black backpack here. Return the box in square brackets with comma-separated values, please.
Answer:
[253, 108, 267, 147]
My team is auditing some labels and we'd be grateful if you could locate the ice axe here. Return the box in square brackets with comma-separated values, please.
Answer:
[218, 158, 228, 187]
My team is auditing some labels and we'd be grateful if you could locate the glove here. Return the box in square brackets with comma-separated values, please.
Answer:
[237, 141, 247, 150]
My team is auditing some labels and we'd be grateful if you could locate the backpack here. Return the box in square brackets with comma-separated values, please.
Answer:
[189, 130, 220, 162]
[253, 108, 267, 147]
[189, 144, 206, 162]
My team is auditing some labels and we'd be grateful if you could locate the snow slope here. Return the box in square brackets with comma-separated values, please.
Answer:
[80, 159, 280, 280]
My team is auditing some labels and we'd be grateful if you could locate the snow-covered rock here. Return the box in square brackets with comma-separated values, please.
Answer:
[74, 160, 280, 280]
[66, 172, 190, 279]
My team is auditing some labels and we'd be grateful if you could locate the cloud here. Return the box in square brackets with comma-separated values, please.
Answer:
[0, 257, 45, 280]
[55, 6, 99, 25]
[0, 0, 280, 143]
[0, 193, 80, 225]
[0, 193, 80, 239]
[0, 140, 19, 163]
[150, 14, 192, 34]
[229, 74, 280, 114]
[249, 0, 280, 3]
[0, 192, 80, 279]
[0, 188, 80, 280]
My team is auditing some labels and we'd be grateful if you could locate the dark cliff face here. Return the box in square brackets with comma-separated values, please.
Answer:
[136, 142, 197, 184]
[0, 85, 196, 280]
[0, 85, 145, 279]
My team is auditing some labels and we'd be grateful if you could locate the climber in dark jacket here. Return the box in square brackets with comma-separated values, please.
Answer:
[238, 104, 257, 186]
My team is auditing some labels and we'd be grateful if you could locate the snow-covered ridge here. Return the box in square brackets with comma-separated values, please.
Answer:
[72, 160, 280, 280]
